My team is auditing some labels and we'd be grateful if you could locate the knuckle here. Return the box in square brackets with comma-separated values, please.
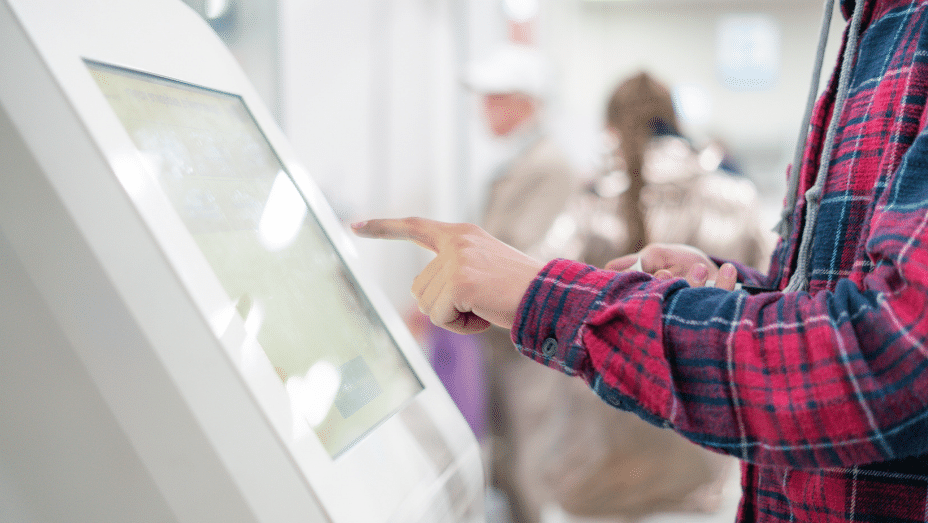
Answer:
[448, 235, 472, 252]
[459, 222, 483, 234]
[402, 216, 424, 232]
[448, 222, 480, 238]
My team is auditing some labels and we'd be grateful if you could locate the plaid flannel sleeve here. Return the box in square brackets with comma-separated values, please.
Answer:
[512, 234, 928, 469]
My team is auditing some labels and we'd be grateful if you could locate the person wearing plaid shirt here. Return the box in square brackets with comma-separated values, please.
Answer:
[353, 0, 928, 520]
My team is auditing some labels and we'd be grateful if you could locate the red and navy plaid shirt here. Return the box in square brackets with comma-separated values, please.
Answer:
[513, 1, 928, 521]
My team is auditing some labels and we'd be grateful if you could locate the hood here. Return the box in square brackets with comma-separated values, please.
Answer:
[841, 0, 858, 19]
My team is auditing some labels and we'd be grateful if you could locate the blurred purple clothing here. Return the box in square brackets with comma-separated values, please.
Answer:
[428, 327, 486, 440]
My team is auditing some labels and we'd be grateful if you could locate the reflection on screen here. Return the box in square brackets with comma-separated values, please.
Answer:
[86, 61, 422, 457]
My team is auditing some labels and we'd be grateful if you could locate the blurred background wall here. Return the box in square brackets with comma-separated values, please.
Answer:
[183, 0, 845, 316]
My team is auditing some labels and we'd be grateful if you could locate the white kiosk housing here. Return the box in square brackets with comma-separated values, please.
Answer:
[0, 0, 484, 521]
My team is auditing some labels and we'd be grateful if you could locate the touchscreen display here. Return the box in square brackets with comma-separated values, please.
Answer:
[86, 61, 422, 457]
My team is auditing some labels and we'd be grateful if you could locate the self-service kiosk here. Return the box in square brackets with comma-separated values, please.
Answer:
[0, 0, 484, 521]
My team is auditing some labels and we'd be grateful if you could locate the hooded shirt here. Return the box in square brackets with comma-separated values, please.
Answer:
[512, 1, 928, 520]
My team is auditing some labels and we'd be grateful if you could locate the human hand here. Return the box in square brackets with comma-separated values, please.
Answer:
[605, 243, 738, 291]
[351, 217, 545, 334]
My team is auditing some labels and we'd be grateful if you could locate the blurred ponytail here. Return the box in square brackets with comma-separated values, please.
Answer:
[605, 72, 679, 253]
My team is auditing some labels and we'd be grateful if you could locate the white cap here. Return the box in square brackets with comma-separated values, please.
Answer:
[463, 44, 550, 99]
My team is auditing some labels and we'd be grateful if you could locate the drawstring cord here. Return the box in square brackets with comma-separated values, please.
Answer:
[783, 0, 868, 293]
[776, 0, 836, 240]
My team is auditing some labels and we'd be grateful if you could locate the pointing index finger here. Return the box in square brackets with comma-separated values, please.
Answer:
[351, 217, 445, 253]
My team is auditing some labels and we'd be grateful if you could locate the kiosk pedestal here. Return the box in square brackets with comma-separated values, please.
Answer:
[0, 1, 484, 521]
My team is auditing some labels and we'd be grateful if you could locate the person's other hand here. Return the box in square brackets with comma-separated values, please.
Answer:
[351, 217, 545, 334]
[605, 243, 738, 291]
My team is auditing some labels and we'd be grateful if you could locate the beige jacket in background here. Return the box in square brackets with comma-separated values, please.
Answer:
[481, 135, 577, 255]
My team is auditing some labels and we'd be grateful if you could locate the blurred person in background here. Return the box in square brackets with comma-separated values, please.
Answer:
[539, 72, 771, 522]
[466, 43, 577, 259]
[498, 71, 771, 522]
[577, 71, 770, 271]
[463, 42, 578, 523]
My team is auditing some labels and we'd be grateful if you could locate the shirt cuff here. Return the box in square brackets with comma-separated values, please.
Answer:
[510, 258, 639, 376]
